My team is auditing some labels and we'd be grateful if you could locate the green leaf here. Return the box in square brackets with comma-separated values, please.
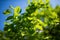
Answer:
[14, 6, 21, 13]
[6, 16, 13, 20]
[3, 9, 11, 15]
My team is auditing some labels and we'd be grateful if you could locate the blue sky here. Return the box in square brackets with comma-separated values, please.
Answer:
[0, 0, 60, 30]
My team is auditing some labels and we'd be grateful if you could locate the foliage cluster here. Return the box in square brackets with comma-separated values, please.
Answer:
[0, 0, 60, 40]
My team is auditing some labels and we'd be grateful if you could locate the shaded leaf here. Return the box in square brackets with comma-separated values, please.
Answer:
[6, 16, 13, 20]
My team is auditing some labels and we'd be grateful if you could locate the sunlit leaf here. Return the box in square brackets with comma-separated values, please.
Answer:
[3, 9, 11, 15]
[14, 6, 21, 18]
[14, 6, 21, 13]
[8, 29, 11, 32]
[34, 23, 43, 30]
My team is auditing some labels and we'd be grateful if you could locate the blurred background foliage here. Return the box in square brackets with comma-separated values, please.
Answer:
[0, 0, 60, 40]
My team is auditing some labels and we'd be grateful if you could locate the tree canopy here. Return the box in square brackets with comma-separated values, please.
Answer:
[0, 0, 60, 40]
